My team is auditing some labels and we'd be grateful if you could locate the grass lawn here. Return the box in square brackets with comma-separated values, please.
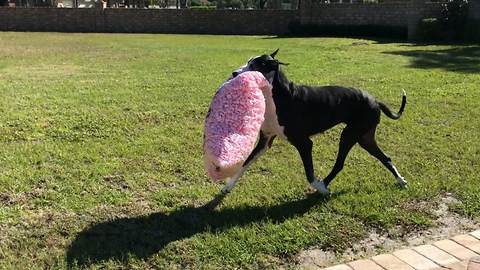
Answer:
[0, 32, 479, 269]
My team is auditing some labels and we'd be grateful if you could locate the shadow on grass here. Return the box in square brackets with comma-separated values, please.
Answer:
[66, 193, 327, 268]
[384, 45, 480, 74]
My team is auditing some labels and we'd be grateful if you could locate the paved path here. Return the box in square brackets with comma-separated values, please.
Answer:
[323, 230, 480, 270]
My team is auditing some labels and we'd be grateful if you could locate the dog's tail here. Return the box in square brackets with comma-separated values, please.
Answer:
[380, 90, 406, 120]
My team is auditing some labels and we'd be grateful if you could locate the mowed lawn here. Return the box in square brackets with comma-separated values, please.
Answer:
[0, 32, 479, 269]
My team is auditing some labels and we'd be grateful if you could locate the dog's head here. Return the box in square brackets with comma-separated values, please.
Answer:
[233, 49, 288, 84]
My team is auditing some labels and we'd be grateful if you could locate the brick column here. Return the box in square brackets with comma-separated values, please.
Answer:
[469, 0, 480, 20]
[299, 0, 311, 25]
[407, 0, 426, 41]
[95, 0, 107, 32]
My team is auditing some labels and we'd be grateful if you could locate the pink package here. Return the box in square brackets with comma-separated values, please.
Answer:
[203, 71, 269, 181]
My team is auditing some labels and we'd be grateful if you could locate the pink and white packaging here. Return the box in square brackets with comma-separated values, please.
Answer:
[203, 70, 270, 181]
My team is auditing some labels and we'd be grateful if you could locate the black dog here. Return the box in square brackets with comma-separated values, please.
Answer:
[221, 50, 407, 195]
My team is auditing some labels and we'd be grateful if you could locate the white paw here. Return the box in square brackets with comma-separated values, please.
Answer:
[221, 183, 234, 194]
[310, 179, 330, 195]
[397, 176, 407, 187]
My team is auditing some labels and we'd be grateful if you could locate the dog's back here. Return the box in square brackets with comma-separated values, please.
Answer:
[272, 70, 382, 138]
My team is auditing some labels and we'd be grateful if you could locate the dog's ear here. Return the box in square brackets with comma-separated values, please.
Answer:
[270, 49, 280, 59]
[268, 59, 289, 68]
[269, 50, 289, 66]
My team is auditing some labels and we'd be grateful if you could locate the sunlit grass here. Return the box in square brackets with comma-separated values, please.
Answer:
[0, 32, 479, 269]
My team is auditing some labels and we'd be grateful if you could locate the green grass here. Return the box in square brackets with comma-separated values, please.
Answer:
[0, 32, 479, 269]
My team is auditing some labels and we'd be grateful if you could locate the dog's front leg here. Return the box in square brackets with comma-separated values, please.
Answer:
[292, 138, 330, 195]
[221, 131, 276, 194]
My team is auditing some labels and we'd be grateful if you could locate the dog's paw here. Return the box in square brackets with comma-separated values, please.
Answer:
[221, 184, 233, 194]
[397, 176, 407, 187]
[310, 179, 330, 195]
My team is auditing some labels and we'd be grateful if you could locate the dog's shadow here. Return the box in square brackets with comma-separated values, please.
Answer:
[66, 193, 328, 268]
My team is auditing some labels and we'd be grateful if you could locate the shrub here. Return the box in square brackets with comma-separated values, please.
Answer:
[188, 0, 217, 8]
[417, 18, 440, 41]
[188, 5, 217, 8]
[418, 1, 472, 42]
[439, 0, 469, 40]
[463, 19, 480, 41]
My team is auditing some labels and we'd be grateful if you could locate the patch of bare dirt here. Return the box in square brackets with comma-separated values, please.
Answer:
[297, 195, 480, 269]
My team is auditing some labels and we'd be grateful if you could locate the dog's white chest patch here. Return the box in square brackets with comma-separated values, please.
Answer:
[260, 85, 287, 140]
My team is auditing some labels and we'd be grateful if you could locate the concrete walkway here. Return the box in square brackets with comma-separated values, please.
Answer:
[323, 230, 480, 270]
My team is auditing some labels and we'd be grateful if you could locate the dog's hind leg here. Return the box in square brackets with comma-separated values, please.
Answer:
[221, 131, 276, 194]
[322, 123, 373, 190]
[323, 121, 378, 191]
[358, 127, 407, 187]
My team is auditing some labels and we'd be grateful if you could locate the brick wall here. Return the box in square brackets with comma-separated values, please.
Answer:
[1, 1, 473, 39]
[424, 2, 442, 19]
[308, 3, 409, 27]
[0, 8, 98, 32]
[0, 7, 299, 35]
[102, 9, 299, 35]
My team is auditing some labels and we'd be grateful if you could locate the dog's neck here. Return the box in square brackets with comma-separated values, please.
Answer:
[272, 66, 294, 94]
[268, 65, 296, 110]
